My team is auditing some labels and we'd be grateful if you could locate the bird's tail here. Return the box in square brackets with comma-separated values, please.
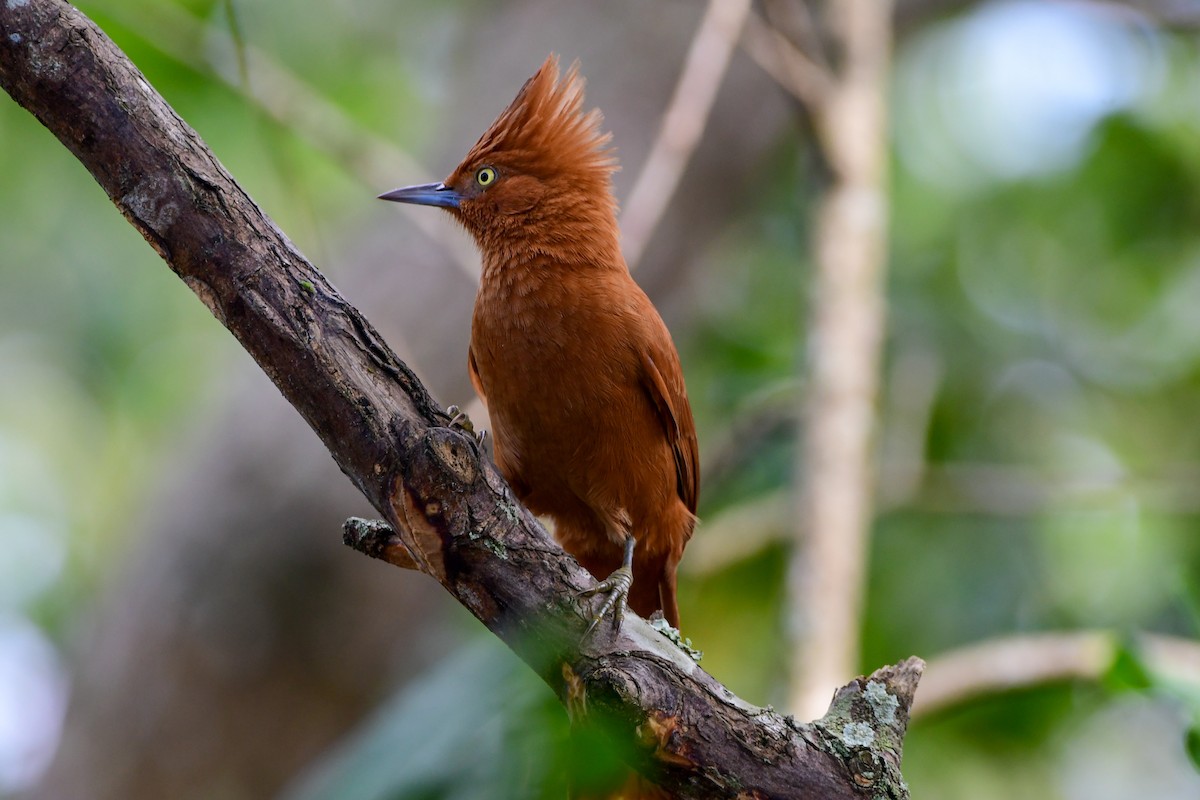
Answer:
[657, 568, 680, 629]
[630, 549, 682, 628]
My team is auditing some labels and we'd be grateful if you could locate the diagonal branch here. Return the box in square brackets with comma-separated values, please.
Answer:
[0, 1, 919, 796]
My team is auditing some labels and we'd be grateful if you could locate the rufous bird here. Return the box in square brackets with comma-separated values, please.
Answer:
[380, 55, 698, 634]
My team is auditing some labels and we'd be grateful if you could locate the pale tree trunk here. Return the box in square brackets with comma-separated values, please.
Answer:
[790, 0, 894, 720]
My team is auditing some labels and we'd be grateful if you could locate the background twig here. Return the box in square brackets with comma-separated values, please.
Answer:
[913, 631, 1200, 718]
[619, 0, 753, 270]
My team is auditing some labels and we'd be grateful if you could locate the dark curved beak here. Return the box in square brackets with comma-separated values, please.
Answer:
[377, 181, 462, 209]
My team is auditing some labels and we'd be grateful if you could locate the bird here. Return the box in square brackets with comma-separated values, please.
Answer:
[379, 54, 698, 635]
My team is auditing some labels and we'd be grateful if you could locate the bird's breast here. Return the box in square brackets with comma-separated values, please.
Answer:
[469, 269, 654, 483]
[472, 278, 631, 413]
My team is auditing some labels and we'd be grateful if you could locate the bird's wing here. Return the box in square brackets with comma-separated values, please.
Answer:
[640, 339, 700, 515]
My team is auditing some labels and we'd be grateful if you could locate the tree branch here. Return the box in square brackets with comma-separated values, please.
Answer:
[740, 8, 833, 108]
[0, 1, 919, 795]
[913, 631, 1200, 718]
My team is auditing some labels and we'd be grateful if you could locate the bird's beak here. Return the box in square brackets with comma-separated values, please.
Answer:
[377, 181, 462, 209]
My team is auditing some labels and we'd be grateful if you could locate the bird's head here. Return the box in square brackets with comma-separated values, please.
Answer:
[379, 55, 620, 263]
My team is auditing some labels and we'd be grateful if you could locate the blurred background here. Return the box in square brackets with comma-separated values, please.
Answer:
[3, 0, 1200, 797]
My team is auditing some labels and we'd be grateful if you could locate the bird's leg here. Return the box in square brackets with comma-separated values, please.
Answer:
[579, 535, 636, 639]
[444, 404, 488, 450]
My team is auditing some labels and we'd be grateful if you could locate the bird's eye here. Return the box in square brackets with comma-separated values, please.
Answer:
[475, 166, 497, 187]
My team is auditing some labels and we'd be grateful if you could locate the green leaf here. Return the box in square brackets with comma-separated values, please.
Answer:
[1102, 642, 1154, 694]
[283, 638, 572, 800]
[1185, 723, 1200, 772]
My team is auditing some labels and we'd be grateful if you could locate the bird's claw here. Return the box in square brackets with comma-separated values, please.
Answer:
[579, 565, 633, 639]
[445, 404, 488, 451]
[445, 404, 474, 434]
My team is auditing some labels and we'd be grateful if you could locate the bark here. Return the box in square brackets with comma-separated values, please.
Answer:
[0, 1, 921, 796]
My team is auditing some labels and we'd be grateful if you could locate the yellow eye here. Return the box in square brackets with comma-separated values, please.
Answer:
[475, 166, 497, 186]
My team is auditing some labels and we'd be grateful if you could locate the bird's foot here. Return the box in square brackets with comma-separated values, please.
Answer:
[445, 404, 488, 450]
[579, 536, 637, 639]
[579, 565, 633, 638]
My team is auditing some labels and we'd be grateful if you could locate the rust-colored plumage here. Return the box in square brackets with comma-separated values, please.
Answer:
[381, 55, 698, 630]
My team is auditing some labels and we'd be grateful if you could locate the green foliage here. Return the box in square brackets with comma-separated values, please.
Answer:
[283, 639, 633, 800]
[864, 514, 1042, 662]
[1186, 723, 1200, 772]
[679, 544, 788, 702]
[1103, 643, 1155, 694]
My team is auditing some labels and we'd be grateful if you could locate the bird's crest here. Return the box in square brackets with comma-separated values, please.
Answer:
[456, 55, 617, 186]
